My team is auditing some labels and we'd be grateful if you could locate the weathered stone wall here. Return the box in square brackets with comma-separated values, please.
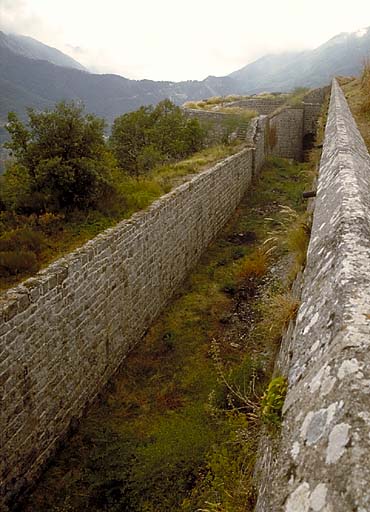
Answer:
[0, 149, 256, 508]
[182, 108, 231, 143]
[303, 103, 322, 137]
[303, 86, 330, 105]
[182, 108, 230, 124]
[224, 97, 286, 114]
[268, 106, 304, 160]
[255, 79, 370, 511]
[246, 115, 268, 173]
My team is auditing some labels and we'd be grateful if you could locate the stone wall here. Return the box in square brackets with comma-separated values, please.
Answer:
[182, 108, 232, 143]
[224, 97, 286, 114]
[255, 79, 370, 511]
[246, 115, 268, 174]
[268, 106, 304, 160]
[303, 103, 322, 137]
[184, 87, 327, 159]
[0, 148, 256, 508]
[303, 85, 331, 105]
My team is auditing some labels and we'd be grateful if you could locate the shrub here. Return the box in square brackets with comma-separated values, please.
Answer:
[35, 212, 65, 235]
[256, 292, 299, 350]
[0, 228, 46, 254]
[1, 228, 45, 252]
[287, 221, 310, 269]
[204, 96, 223, 105]
[212, 354, 265, 412]
[137, 145, 164, 173]
[4, 102, 114, 212]
[183, 101, 199, 109]
[239, 250, 270, 281]
[0, 250, 38, 276]
[110, 100, 205, 176]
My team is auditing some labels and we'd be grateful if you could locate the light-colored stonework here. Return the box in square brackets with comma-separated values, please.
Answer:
[1, 148, 258, 508]
[0, 87, 326, 509]
[268, 106, 304, 160]
[184, 87, 326, 159]
[223, 97, 286, 114]
[255, 79, 370, 511]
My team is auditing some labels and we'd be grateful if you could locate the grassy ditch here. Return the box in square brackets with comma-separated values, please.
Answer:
[18, 157, 312, 512]
[0, 143, 241, 292]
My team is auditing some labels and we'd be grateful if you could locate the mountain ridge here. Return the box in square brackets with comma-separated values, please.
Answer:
[1, 26, 370, 144]
[0, 31, 88, 71]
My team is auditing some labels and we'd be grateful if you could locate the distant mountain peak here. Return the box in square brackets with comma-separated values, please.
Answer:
[0, 30, 88, 71]
[2, 24, 370, 148]
[355, 27, 369, 38]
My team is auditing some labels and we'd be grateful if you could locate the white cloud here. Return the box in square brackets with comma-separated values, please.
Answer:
[1, 0, 370, 81]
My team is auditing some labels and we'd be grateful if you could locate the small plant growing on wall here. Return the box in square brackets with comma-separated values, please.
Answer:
[260, 376, 288, 429]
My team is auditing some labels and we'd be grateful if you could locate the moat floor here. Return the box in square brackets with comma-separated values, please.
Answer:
[17, 157, 311, 512]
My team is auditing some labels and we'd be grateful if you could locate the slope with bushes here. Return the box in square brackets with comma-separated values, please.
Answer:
[0, 100, 244, 291]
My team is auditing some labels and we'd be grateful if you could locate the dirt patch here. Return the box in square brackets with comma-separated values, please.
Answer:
[227, 231, 257, 245]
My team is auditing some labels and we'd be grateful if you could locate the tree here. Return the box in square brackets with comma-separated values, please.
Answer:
[109, 106, 154, 177]
[3, 101, 114, 212]
[110, 100, 205, 176]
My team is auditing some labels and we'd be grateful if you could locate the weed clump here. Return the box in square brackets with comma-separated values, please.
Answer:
[209, 339, 265, 417]
[260, 376, 288, 429]
[239, 248, 271, 281]
[277, 205, 311, 280]
[254, 292, 299, 351]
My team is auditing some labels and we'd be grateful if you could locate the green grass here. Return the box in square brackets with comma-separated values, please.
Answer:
[19, 156, 313, 512]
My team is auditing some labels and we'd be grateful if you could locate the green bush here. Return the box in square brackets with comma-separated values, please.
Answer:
[4, 102, 115, 212]
[110, 99, 205, 176]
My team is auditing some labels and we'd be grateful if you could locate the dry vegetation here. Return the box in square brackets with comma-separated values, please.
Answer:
[183, 89, 308, 113]
[341, 64, 370, 150]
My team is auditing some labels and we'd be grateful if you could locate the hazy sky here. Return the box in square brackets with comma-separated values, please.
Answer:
[2, 0, 370, 81]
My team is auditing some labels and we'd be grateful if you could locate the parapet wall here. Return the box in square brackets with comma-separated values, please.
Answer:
[184, 87, 327, 158]
[303, 85, 331, 105]
[256, 79, 370, 511]
[182, 108, 231, 143]
[268, 106, 304, 160]
[246, 115, 268, 173]
[224, 97, 286, 114]
[303, 103, 322, 137]
[0, 148, 255, 508]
